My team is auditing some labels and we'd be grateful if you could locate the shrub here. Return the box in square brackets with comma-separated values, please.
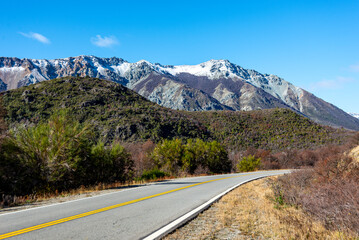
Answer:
[0, 112, 133, 197]
[122, 140, 156, 177]
[141, 168, 167, 180]
[182, 138, 204, 174]
[237, 155, 261, 172]
[87, 141, 133, 183]
[203, 140, 231, 173]
[182, 139, 231, 174]
[151, 139, 184, 174]
[0, 112, 92, 194]
[151, 138, 231, 175]
[0, 97, 6, 137]
[275, 144, 359, 234]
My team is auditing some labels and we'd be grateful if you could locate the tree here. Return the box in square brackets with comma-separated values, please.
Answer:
[237, 155, 261, 172]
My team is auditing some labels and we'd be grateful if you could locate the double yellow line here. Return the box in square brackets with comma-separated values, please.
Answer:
[0, 175, 245, 239]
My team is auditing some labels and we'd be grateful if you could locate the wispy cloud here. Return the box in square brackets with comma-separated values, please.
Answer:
[310, 76, 354, 90]
[19, 32, 50, 44]
[349, 63, 359, 72]
[91, 35, 119, 48]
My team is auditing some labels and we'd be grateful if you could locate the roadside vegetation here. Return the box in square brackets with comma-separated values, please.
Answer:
[0, 112, 133, 201]
[0, 74, 357, 234]
[165, 177, 352, 240]
[151, 138, 231, 175]
[273, 138, 359, 236]
[164, 140, 359, 238]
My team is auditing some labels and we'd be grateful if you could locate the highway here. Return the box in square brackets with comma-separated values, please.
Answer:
[0, 170, 290, 240]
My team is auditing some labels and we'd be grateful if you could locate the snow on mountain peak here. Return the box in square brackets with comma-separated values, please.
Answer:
[153, 59, 238, 79]
[349, 113, 359, 119]
[66, 56, 305, 109]
[136, 59, 152, 65]
[1, 55, 359, 130]
[0, 55, 304, 114]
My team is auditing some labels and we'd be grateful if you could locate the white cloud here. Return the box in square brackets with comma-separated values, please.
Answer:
[19, 32, 50, 44]
[310, 76, 354, 90]
[349, 64, 359, 72]
[91, 35, 119, 48]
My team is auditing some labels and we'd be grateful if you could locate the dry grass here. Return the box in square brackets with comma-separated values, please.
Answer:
[1, 168, 213, 210]
[0, 176, 176, 210]
[165, 177, 353, 240]
[0, 181, 134, 210]
[349, 145, 359, 164]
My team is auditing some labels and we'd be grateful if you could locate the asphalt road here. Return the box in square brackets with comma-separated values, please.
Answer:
[0, 170, 290, 240]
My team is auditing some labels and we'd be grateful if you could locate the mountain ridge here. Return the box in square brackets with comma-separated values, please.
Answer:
[1, 55, 358, 130]
[1, 76, 348, 151]
[349, 113, 359, 119]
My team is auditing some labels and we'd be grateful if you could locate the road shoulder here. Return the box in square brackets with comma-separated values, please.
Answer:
[164, 176, 337, 239]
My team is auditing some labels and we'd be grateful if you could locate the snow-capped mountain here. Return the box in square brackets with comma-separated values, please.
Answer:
[1, 55, 359, 130]
[349, 113, 359, 119]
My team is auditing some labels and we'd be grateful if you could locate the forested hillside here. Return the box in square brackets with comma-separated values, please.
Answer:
[1, 77, 349, 151]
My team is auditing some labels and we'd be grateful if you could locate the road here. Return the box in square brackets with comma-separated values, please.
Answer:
[0, 170, 290, 240]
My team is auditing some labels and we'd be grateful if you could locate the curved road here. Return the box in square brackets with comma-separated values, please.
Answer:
[0, 170, 290, 240]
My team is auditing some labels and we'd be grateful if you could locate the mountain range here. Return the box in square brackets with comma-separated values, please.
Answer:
[1, 55, 358, 131]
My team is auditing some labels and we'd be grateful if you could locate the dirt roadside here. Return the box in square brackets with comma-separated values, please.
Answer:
[164, 177, 342, 240]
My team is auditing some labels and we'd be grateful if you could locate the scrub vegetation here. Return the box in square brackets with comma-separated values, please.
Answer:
[165, 177, 354, 240]
[151, 138, 231, 175]
[0, 77, 356, 214]
[0, 112, 133, 198]
[273, 140, 359, 236]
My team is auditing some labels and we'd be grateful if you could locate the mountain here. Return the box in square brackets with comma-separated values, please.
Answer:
[0, 76, 348, 151]
[1, 56, 358, 130]
[1, 76, 210, 142]
[349, 113, 359, 119]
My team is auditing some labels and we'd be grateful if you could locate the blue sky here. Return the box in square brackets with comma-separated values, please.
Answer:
[1, 0, 359, 112]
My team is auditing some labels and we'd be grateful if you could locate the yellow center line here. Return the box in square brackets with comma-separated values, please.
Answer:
[0, 174, 253, 239]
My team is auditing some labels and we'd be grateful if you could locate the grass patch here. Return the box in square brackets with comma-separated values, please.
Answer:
[165, 177, 356, 240]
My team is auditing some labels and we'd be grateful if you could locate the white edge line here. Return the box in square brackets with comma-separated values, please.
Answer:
[0, 173, 250, 217]
[143, 171, 289, 240]
[0, 175, 226, 217]
[0, 173, 244, 217]
[0, 170, 289, 217]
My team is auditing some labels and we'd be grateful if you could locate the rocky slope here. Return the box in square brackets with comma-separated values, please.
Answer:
[1, 56, 358, 130]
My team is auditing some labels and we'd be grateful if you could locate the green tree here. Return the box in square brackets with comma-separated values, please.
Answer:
[182, 139, 205, 174]
[151, 139, 184, 175]
[151, 138, 231, 175]
[0, 111, 92, 193]
[204, 140, 231, 173]
[88, 141, 133, 183]
[0, 112, 134, 196]
[237, 155, 261, 172]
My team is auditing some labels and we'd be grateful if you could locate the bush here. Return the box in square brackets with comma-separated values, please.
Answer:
[87, 141, 133, 183]
[151, 139, 184, 174]
[0, 112, 92, 194]
[141, 168, 167, 180]
[151, 138, 231, 175]
[0, 97, 6, 137]
[275, 144, 359, 234]
[0, 112, 133, 197]
[237, 155, 261, 172]
[122, 140, 156, 177]
[203, 140, 231, 173]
